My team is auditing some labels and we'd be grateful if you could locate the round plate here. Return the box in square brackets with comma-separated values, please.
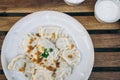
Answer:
[1, 11, 94, 80]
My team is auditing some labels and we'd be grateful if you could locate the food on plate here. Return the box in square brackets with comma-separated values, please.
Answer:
[8, 26, 80, 80]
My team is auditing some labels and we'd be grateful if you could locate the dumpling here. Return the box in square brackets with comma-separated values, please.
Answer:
[59, 49, 80, 67]
[20, 33, 39, 53]
[58, 29, 69, 38]
[39, 26, 60, 38]
[39, 26, 63, 42]
[31, 68, 53, 80]
[8, 54, 34, 73]
[37, 38, 58, 58]
[55, 38, 72, 50]
[55, 58, 72, 80]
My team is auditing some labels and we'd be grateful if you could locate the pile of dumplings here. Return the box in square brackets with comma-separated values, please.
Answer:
[8, 26, 80, 80]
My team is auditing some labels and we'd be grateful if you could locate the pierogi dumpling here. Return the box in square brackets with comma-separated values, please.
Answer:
[59, 49, 80, 67]
[37, 38, 58, 58]
[39, 26, 61, 40]
[31, 69, 53, 80]
[21, 33, 39, 53]
[56, 38, 72, 50]
[8, 55, 34, 73]
[55, 58, 72, 80]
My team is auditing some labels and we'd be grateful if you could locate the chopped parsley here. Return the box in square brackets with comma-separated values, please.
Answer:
[41, 48, 53, 58]
[49, 48, 53, 52]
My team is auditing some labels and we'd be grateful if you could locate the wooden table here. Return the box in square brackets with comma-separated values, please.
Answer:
[0, 0, 120, 80]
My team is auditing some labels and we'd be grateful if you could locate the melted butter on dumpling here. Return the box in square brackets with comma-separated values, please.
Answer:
[8, 55, 34, 73]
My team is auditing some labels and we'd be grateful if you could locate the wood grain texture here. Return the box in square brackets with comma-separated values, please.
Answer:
[0, 52, 120, 69]
[0, 33, 120, 49]
[94, 52, 120, 67]
[0, 17, 21, 31]
[91, 34, 120, 48]
[90, 72, 120, 80]
[0, 0, 95, 13]
[0, 75, 6, 80]
[74, 16, 120, 30]
[0, 17, 119, 31]
[0, 72, 120, 80]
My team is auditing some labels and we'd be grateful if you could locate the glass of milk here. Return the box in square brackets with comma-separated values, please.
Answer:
[64, 0, 85, 6]
[95, 0, 120, 23]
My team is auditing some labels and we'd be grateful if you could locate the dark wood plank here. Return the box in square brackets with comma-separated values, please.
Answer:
[0, 17, 21, 31]
[0, 0, 95, 13]
[94, 52, 120, 67]
[0, 17, 119, 31]
[0, 75, 6, 80]
[90, 72, 120, 80]
[91, 34, 120, 48]
[0, 33, 5, 50]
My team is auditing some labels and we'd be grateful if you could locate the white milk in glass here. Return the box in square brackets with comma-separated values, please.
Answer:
[95, 0, 120, 23]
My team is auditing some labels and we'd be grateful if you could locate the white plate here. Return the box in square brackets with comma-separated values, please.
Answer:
[1, 11, 94, 80]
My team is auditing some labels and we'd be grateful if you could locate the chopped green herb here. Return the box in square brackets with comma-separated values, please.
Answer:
[41, 48, 53, 58]
[44, 48, 47, 52]
[49, 48, 53, 52]
[42, 53, 49, 58]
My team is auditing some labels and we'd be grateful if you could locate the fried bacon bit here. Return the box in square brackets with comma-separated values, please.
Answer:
[29, 38, 34, 44]
[32, 58, 36, 62]
[44, 59, 47, 62]
[39, 62, 44, 65]
[68, 54, 73, 59]
[39, 57, 43, 62]
[52, 72, 56, 77]
[19, 63, 26, 72]
[32, 57, 43, 64]
[27, 50, 31, 53]
[31, 55, 33, 57]
[35, 52, 39, 56]
[56, 62, 60, 68]
[47, 66, 56, 72]
[25, 74, 28, 77]
[27, 45, 34, 53]
[36, 33, 41, 37]
[52, 32, 56, 39]
[28, 45, 34, 50]
[70, 44, 74, 49]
